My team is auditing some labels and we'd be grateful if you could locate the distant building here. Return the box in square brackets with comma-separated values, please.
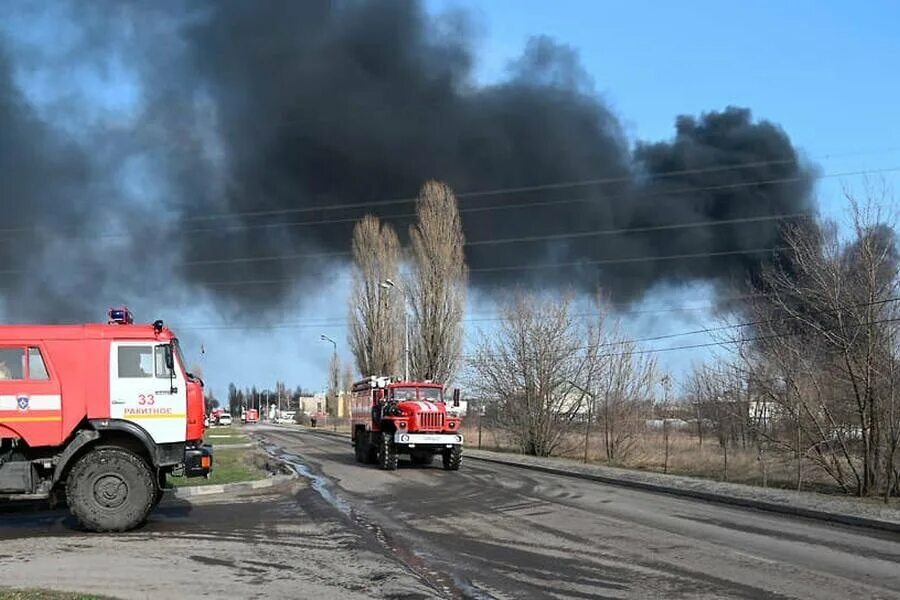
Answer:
[749, 400, 779, 424]
[297, 393, 326, 416]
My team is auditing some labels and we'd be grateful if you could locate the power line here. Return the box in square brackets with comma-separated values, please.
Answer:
[470, 247, 787, 274]
[466, 214, 806, 248]
[596, 315, 900, 360]
[172, 291, 771, 330]
[464, 299, 900, 360]
[184, 247, 786, 284]
[0, 163, 893, 240]
[180, 212, 799, 267]
[179, 163, 900, 223]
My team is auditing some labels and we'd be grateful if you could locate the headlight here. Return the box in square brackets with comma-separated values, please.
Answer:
[455, 435, 463, 443]
[448, 421, 456, 429]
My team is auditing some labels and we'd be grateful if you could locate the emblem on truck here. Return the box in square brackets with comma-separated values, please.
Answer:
[16, 395, 29, 411]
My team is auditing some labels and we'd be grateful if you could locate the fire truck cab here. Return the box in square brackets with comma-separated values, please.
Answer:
[0, 308, 212, 532]
[350, 376, 463, 471]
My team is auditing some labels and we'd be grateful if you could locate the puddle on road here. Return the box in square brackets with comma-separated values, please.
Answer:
[255, 435, 495, 600]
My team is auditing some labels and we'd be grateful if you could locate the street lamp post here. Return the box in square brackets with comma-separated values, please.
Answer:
[320, 334, 338, 429]
[380, 278, 409, 381]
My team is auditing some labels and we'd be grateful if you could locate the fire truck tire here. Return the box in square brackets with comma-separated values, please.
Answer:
[354, 436, 366, 463]
[364, 433, 379, 464]
[378, 434, 399, 471]
[442, 446, 462, 471]
[366, 444, 379, 464]
[66, 447, 155, 532]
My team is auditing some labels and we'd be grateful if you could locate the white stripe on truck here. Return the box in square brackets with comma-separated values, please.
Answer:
[0, 394, 62, 411]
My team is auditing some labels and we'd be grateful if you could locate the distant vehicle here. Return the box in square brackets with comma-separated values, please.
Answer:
[241, 408, 259, 423]
[217, 413, 233, 426]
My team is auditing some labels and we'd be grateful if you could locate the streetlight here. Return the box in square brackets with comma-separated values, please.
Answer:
[320, 334, 338, 428]
[380, 278, 409, 381]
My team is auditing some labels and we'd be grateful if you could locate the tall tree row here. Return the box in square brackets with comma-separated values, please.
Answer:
[348, 215, 404, 377]
[348, 181, 467, 384]
[407, 181, 468, 383]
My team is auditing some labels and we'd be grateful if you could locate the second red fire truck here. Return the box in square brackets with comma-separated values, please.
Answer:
[350, 376, 464, 470]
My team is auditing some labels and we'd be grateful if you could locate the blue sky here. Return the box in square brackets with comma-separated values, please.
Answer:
[429, 0, 900, 216]
[6, 2, 900, 397]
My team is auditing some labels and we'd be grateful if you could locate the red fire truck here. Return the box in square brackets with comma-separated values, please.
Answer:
[0, 308, 212, 532]
[350, 376, 463, 470]
[241, 408, 259, 423]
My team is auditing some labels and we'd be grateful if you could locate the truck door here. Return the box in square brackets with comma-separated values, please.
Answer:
[109, 342, 186, 444]
[0, 346, 62, 447]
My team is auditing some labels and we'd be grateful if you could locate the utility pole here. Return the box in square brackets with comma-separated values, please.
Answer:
[568, 380, 595, 464]
[478, 401, 484, 449]
[380, 279, 408, 381]
[320, 334, 338, 428]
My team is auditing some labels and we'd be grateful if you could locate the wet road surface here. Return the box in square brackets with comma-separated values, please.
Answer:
[251, 425, 900, 600]
[2, 424, 899, 599]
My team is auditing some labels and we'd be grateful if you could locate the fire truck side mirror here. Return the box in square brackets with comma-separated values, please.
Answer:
[452, 388, 461, 407]
[164, 344, 175, 370]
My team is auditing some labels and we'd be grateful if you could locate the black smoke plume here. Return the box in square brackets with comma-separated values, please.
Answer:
[0, 0, 816, 321]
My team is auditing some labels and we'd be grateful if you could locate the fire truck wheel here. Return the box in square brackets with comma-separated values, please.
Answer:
[354, 436, 366, 463]
[366, 443, 379, 465]
[66, 447, 155, 532]
[442, 446, 462, 471]
[378, 434, 399, 471]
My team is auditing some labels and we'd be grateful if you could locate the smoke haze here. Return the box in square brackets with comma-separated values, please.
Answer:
[0, 0, 815, 322]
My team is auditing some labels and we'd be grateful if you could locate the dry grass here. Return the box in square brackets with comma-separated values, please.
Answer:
[459, 423, 842, 493]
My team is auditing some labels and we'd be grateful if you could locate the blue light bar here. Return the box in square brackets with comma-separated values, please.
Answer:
[108, 307, 134, 325]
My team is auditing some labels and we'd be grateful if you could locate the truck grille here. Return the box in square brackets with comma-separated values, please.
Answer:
[418, 411, 444, 431]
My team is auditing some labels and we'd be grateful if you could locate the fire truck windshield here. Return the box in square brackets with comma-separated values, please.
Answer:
[173, 339, 193, 380]
[421, 387, 443, 402]
[391, 387, 418, 401]
[390, 386, 443, 401]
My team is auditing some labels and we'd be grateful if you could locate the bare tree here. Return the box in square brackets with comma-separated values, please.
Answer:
[659, 373, 673, 474]
[341, 363, 355, 419]
[407, 181, 467, 383]
[326, 353, 340, 416]
[595, 323, 657, 464]
[685, 362, 743, 481]
[467, 294, 602, 457]
[741, 186, 900, 497]
[349, 215, 403, 377]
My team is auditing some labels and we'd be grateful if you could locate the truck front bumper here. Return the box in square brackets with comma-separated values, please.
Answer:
[183, 443, 213, 477]
[393, 432, 464, 446]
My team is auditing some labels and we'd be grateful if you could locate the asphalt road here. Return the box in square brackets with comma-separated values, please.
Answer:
[249, 424, 900, 600]
[0, 472, 434, 599]
[2, 425, 899, 599]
